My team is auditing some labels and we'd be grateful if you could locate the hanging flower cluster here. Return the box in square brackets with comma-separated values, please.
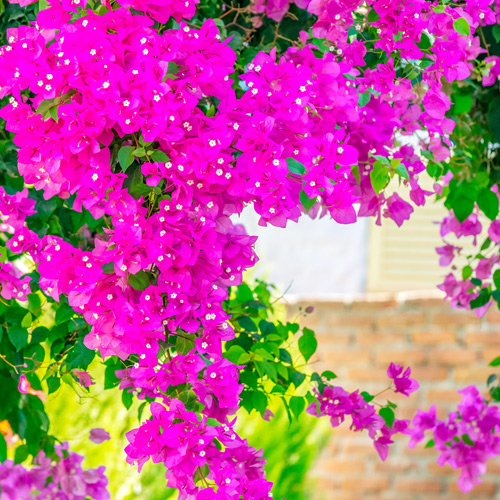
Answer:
[410, 386, 500, 493]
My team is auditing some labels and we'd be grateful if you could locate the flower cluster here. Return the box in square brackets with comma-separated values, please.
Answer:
[307, 363, 418, 461]
[0, 443, 109, 500]
[410, 386, 500, 492]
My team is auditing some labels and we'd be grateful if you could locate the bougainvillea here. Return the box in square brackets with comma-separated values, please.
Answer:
[1, 0, 500, 498]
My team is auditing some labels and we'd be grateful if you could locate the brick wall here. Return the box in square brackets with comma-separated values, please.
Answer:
[288, 293, 500, 500]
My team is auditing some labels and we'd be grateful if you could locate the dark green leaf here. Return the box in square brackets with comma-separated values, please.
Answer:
[46, 376, 61, 394]
[8, 326, 28, 351]
[477, 188, 499, 220]
[0, 434, 6, 462]
[128, 270, 150, 291]
[291, 370, 306, 388]
[251, 391, 268, 416]
[367, 7, 380, 22]
[118, 145, 135, 171]
[122, 390, 134, 410]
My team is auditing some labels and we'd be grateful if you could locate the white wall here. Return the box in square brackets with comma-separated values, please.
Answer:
[234, 208, 369, 298]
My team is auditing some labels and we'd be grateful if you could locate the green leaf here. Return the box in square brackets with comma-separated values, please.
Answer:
[291, 370, 306, 388]
[289, 396, 306, 419]
[279, 348, 293, 364]
[299, 190, 316, 214]
[494, 270, 500, 290]
[470, 290, 490, 309]
[452, 94, 473, 115]
[27, 294, 42, 315]
[224, 345, 246, 364]
[358, 92, 371, 108]
[14, 444, 28, 464]
[8, 326, 28, 351]
[251, 391, 268, 416]
[286, 158, 306, 175]
[55, 302, 75, 324]
[118, 145, 135, 171]
[361, 391, 374, 403]
[0, 434, 6, 462]
[433, 5, 445, 13]
[489, 356, 500, 367]
[425, 438, 435, 448]
[122, 390, 134, 410]
[101, 262, 115, 274]
[0, 246, 7, 264]
[21, 312, 32, 329]
[393, 161, 409, 180]
[206, 105, 216, 117]
[367, 7, 380, 22]
[258, 320, 276, 336]
[462, 434, 474, 446]
[65, 339, 95, 370]
[370, 160, 390, 194]
[487, 374, 497, 386]
[477, 188, 499, 220]
[379, 407, 395, 429]
[298, 327, 317, 362]
[493, 25, 500, 43]
[237, 316, 258, 332]
[453, 18, 471, 37]
[128, 270, 150, 291]
[417, 32, 432, 50]
[462, 266, 473, 280]
[46, 376, 61, 394]
[133, 147, 146, 157]
[321, 370, 337, 380]
[176, 333, 196, 356]
[150, 150, 169, 163]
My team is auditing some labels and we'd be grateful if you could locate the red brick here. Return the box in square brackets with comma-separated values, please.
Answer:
[357, 332, 407, 345]
[323, 350, 372, 364]
[377, 313, 427, 327]
[454, 366, 493, 383]
[322, 459, 365, 474]
[376, 349, 426, 366]
[449, 481, 497, 494]
[432, 312, 479, 326]
[428, 349, 478, 366]
[412, 330, 457, 344]
[316, 332, 352, 346]
[347, 368, 389, 382]
[411, 366, 449, 381]
[342, 478, 389, 492]
[465, 331, 500, 346]
[394, 479, 443, 493]
[426, 389, 462, 403]
[428, 462, 456, 475]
